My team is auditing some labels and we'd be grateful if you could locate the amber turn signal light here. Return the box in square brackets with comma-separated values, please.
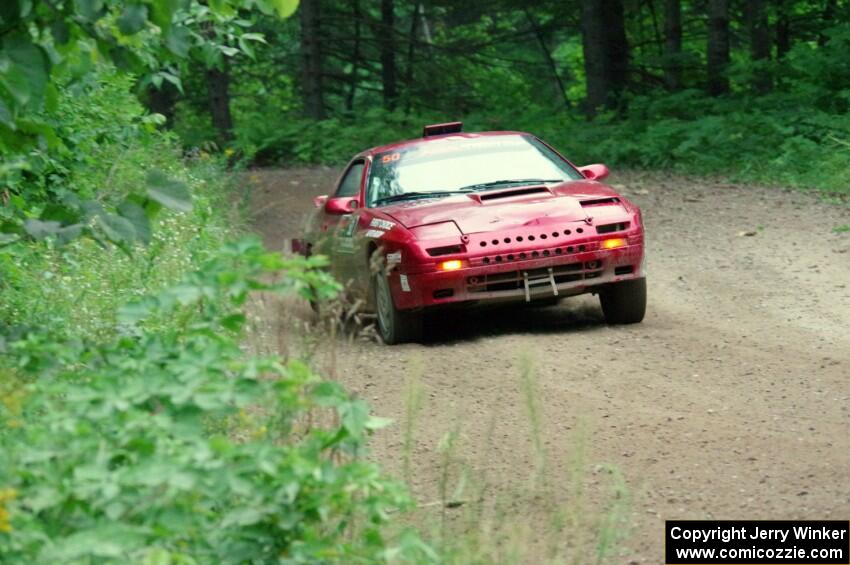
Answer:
[601, 238, 627, 250]
[438, 259, 463, 271]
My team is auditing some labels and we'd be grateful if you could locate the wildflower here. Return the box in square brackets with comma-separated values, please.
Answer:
[0, 488, 16, 533]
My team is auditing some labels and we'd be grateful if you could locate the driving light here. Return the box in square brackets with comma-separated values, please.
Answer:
[439, 259, 463, 271]
[601, 238, 627, 250]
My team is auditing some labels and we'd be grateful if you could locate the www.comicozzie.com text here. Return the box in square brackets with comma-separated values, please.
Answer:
[670, 525, 848, 544]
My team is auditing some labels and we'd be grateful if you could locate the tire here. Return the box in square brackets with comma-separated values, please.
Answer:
[373, 269, 422, 344]
[599, 278, 647, 324]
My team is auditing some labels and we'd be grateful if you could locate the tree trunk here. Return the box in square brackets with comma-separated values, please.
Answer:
[745, 0, 771, 93]
[818, 0, 837, 46]
[346, 0, 361, 112]
[380, 0, 398, 110]
[646, 0, 663, 56]
[776, 3, 791, 59]
[420, 3, 433, 44]
[581, 0, 607, 114]
[607, 0, 629, 103]
[706, 0, 730, 96]
[581, 0, 628, 116]
[143, 82, 178, 127]
[663, 0, 682, 90]
[404, 1, 421, 112]
[524, 7, 571, 109]
[300, 0, 325, 120]
[206, 63, 233, 144]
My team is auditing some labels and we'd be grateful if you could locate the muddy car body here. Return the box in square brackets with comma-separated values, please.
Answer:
[295, 123, 646, 343]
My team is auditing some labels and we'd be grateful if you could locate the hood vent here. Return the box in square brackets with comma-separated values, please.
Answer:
[479, 186, 550, 202]
[580, 197, 620, 207]
[427, 244, 464, 257]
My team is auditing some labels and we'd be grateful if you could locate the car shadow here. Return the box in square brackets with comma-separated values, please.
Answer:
[419, 296, 607, 346]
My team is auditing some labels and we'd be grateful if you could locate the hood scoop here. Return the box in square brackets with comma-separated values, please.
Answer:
[580, 196, 620, 207]
[476, 186, 551, 202]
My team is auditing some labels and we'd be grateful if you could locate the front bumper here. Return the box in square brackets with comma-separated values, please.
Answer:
[389, 241, 645, 310]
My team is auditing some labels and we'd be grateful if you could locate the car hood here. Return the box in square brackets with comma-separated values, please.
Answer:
[381, 180, 625, 234]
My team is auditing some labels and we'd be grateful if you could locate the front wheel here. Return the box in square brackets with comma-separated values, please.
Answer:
[599, 278, 647, 324]
[373, 270, 422, 344]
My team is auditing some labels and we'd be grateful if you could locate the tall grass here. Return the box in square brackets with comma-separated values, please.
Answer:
[301, 342, 634, 564]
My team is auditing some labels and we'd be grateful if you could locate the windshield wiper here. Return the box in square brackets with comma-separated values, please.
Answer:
[457, 178, 564, 192]
[374, 191, 463, 206]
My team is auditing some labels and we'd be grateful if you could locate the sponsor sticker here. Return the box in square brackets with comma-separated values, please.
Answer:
[399, 274, 411, 292]
[386, 251, 402, 264]
[364, 229, 385, 239]
[370, 218, 396, 230]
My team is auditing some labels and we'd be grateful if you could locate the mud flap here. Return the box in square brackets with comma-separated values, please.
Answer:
[522, 268, 559, 302]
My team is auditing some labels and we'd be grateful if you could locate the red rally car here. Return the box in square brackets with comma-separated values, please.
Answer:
[296, 122, 646, 344]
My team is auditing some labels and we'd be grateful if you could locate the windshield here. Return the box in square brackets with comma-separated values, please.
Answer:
[367, 134, 582, 207]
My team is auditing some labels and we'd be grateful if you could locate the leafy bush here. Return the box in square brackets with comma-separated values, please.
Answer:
[0, 238, 431, 563]
[0, 70, 236, 341]
[231, 109, 423, 165]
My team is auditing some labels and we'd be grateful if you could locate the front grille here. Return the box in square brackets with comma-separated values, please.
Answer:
[467, 262, 604, 294]
[464, 221, 632, 267]
[477, 243, 591, 265]
[476, 226, 588, 249]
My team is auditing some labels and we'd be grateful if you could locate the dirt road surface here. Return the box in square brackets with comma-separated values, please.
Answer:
[248, 167, 849, 563]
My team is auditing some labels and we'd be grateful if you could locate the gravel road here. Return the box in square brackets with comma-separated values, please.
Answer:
[248, 167, 849, 563]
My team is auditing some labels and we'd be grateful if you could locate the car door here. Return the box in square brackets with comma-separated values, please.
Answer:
[328, 158, 367, 286]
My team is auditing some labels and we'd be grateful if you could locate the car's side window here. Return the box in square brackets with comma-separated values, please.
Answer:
[335, 160, 365, 198]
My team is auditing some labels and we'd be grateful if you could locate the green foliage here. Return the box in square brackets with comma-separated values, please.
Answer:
[1, 237, 430, 563]
[0, 160, 233, 342]
[0, 69, 235, 341]
[0, 0, 291, 136]
[544, 29, 850, 196]
[234, 109, 428, 165]
[0, 0, 299, 244]
[0, 66, 197, 251]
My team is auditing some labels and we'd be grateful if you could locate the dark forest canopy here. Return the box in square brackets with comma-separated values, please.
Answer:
[153, 0, 850, 196]
[167, 0, 849, 131]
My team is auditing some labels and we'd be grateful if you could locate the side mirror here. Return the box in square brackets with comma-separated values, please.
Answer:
[578, 164, 610, 182]
[313, 195, 328, 208]
[324, 197, 359, 215]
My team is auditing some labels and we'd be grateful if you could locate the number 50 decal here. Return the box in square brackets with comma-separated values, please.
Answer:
[381, 152, 401, 164]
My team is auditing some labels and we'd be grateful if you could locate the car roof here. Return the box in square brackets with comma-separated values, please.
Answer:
[360, 130, 530, 158]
